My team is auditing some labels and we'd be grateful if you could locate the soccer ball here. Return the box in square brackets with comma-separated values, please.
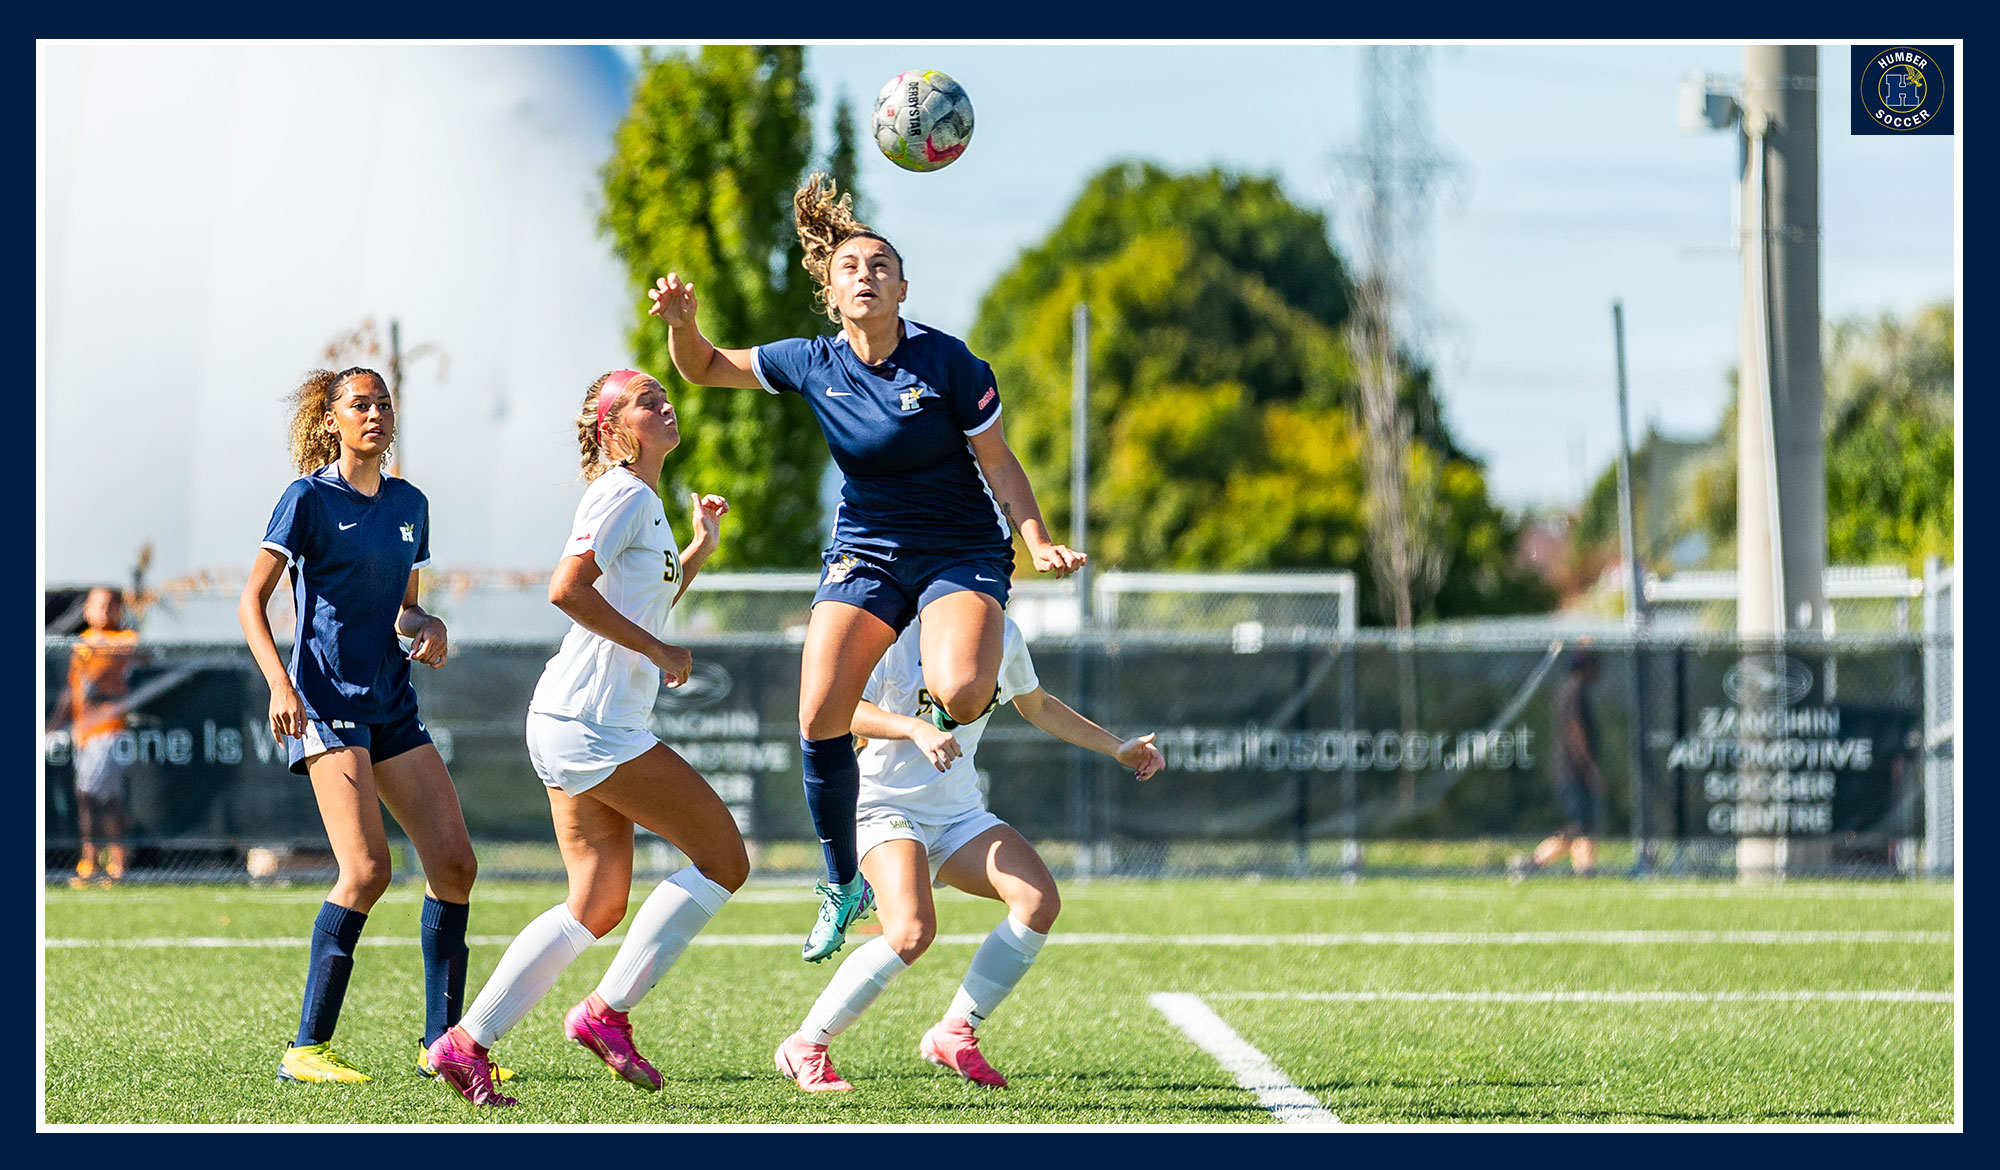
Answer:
[872, 70, 974, 172]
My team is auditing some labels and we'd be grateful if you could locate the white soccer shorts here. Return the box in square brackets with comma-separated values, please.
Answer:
[526, 710, 659, 797]
[856, 804, 1007, 887]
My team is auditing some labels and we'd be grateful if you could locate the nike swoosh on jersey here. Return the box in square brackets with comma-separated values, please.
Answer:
[974, 575, 997, 582]
[825, 387, 853, 397]
[339, 522, 359, 530]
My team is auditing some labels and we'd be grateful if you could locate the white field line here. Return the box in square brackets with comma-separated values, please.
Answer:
[44, 929, 1954, 949]
[41, 887, 823, 906]
[1210, 990, 1955, 1005]
[49, 883, 1952, 906]
[1149, 993, 1339, 1127]
[1045, 931, 1953, 945]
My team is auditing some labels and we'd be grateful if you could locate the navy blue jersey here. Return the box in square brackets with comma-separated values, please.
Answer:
[260, 466, 432, 723]
[753, 321, 1010, 557]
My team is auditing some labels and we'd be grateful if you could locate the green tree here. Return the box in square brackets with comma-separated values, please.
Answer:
[1580, 302, 1954, 578]
[969, 161, 1548, 621]
[826, 89, 866, 225]
[1575, 423, 1723, 571]
[599, 46, 827, 568]
[1822, 303, 1955, 570]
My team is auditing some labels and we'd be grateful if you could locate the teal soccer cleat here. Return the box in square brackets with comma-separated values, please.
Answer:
[802, 876, 875, 963]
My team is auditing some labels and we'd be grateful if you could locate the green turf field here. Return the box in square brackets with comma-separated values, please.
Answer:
[42, 878, 1956, 1126]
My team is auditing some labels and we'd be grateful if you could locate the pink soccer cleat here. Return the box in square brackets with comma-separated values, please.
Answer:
[565, 993, 663, 1091]
[424, 1027, 517, 1107]
[919, 1017, 1007, 1088]
[774, 1032, 854, 1093]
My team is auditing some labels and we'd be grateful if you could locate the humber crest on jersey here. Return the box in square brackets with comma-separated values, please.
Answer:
[751, 321, 1009, 556]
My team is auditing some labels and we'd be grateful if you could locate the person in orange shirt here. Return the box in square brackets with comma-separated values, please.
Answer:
[56, 587, 140, 886]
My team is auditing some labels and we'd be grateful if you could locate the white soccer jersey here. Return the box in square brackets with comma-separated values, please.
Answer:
[856, 616, 1040, 823]
[529, 468, 682, 729]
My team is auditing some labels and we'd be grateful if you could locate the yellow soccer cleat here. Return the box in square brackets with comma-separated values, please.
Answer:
[419, 1040, 516, 1082]
[277, 1041, 372, 1084]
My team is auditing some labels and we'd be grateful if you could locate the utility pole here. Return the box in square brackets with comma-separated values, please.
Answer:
[1736, 45, 1826, 638]
[1612, 300, 1646, 627]
[388, 318, 405, 478]
[1069, 300, 1096, 878]
[1611, 301, 1652, 872]
[1071, 302, 1093, 628]
[1735, 46, 1826, 882]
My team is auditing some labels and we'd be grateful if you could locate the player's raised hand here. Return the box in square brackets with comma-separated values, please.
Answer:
[690, 492, 729, 547]
[1033, 542, 1088, 579]
[649, 274, 698, 327]
[1117, 732, 1164, 782]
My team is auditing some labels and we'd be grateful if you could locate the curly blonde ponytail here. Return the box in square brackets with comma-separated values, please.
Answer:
[285, 367, 385, 473]
[794, 172, 902, 323]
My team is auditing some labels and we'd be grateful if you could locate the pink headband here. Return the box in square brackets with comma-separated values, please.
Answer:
[597, 369, 650, 436]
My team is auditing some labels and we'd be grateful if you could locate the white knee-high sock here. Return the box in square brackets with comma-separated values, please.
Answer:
[945, 917, 1047, 1029]
[800, 937, 909, 1045]
[459, 903, 599, 1048]
[594, 866, 733, 1013]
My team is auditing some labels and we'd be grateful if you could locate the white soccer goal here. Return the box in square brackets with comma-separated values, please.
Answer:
[1008, 570, 1359, 642]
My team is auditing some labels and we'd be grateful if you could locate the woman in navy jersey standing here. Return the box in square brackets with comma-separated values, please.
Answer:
[238, 367, 484, 1086]
[650, 174, 1085, 963]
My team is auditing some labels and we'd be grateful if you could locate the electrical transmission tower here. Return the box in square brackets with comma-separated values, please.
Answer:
[1334, 45, 1461, 630]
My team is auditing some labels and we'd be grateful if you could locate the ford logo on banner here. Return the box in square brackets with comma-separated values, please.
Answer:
[654, 661, 734, 711]
[1723, 655, 1814, 707]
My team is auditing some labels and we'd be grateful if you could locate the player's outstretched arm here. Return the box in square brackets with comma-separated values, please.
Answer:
[648, 274, 763, 390]
[852, 699, 962, 773]
[967, 421, 1085, 578]
[1012, 688, 1164, 781]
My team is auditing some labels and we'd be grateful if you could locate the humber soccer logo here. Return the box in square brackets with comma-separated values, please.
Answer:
[1852, 45, 1952, 135]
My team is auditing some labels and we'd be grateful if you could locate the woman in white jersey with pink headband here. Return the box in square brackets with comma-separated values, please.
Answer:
[774, 614, 1164, 1091]
[426, 369, 747, 1107]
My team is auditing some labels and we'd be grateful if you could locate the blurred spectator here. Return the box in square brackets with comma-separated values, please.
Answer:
[1512, 648, 1607, 880]
[49, 587, 141, 887]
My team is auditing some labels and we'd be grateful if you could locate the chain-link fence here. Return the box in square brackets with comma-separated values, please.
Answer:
[44, 621, 1942, 884]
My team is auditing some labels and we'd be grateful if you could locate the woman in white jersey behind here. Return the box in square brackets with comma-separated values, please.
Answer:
[774, 614, 1163, 1091]
[426, 369, 747, 1107]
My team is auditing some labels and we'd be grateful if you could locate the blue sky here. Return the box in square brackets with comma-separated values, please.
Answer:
[754, 43, 1956, 508]
[38, 42, 1957, 598]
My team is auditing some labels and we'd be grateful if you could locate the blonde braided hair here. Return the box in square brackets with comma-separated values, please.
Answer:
[575, 370, 659, 481]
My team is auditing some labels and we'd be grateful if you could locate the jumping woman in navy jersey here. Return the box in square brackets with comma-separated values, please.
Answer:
[239, 367, 485, 1085]
[651, 174, 1086, 963]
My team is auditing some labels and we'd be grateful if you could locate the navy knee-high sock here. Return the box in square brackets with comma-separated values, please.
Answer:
[296, 902, 368, 1046]
[419, 896, 470, 1046]
[801, 735, 861, 885]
